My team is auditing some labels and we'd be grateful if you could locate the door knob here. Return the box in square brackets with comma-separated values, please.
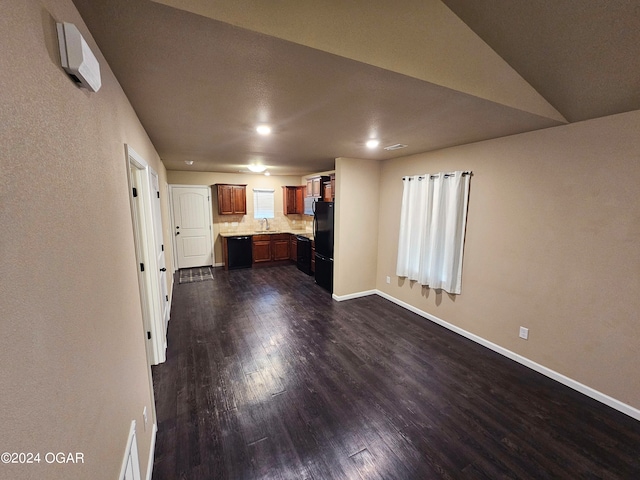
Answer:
[160, 268, 167, 272]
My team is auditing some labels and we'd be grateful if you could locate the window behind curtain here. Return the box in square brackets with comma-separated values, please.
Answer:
[396, 171, 471, 295]
[253, 188, 275, 219]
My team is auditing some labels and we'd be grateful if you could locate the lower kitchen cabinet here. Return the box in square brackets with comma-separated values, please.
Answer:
[222, 233, 311, 269]
[272, 234, 290, 261]
[252, 233, 291, 266]
[252, 235, 272, 264]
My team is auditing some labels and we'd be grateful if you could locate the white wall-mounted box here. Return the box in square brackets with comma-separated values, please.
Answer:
[56, 22, 102, 92]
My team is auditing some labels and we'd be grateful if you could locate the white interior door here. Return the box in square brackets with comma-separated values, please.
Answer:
[150, 171, 170, 335]
[170, 186, 213, 269]
[127, 145, 166, 365]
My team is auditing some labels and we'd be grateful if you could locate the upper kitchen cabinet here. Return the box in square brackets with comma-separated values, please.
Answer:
[323, 174, 336, 201]
[215, 184, 247, 215]
[283, 186, 305, 215]
[306, 176, 329, 198]
[331, 174, 335, 200]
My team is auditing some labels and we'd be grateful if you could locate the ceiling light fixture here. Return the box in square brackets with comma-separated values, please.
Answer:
[184, 160, 194, 165]
[264, 172, 270, 176]
[247, 164, 266, 173]
[366, 139, 380, 149]
[256, 125, 272, 135]
[384, 143, 408, 151]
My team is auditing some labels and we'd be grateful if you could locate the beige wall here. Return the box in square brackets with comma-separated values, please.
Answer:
[0, 1, 170, 479]
[334, 157, 381, 297]
[167, 171, 310, 265]
[376, 110, 640, 410]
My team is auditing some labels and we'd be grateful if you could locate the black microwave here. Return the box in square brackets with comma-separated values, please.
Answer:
[303, 196, 316, 216]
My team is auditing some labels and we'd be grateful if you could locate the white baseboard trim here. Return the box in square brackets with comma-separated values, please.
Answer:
[339, 288, 639, 422]
[332, 289, 377, 302]
[145, 423, 157, 480]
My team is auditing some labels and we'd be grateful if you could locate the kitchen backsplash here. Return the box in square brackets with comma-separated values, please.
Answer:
[216, 213, 313, 234]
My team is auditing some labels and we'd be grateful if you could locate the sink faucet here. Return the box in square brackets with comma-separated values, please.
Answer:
[264, 218, 270, 230]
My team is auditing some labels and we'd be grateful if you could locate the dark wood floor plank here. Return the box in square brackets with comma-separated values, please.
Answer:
[349, 448, 385, 480]
[152, 265, 640, 480]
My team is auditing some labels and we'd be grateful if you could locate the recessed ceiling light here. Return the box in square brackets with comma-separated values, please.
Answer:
[247, 164, 266, 173]
[184, 160, 194, 165]
[256, 125, 271, 135]
[264, 172, 270, 176]
[366, 139, 380, 149]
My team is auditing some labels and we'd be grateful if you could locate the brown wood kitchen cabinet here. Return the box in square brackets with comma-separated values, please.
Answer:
[322, 174, 336, 201]
[323, 179, 332, 201]
[283, 186, 305, 215]
[272, 234, 291, 261]
[215, 184, 246, 215]
[252, 233, 291, 266]
[306, 176, 329, 198]
[312, 177, 322, 197]
[252, 235, 272, 264]
[330, 173, 335, 201]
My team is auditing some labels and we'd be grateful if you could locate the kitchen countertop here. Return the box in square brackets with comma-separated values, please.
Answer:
[219, 230, 314, 240]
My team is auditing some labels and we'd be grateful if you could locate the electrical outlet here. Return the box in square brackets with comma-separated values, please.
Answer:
[386, 276, 391, 284]
[142, 406, 148, 431]
[519, 326, 529, 340]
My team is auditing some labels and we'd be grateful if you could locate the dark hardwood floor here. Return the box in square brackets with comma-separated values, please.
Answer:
[151, 265, 640, 479]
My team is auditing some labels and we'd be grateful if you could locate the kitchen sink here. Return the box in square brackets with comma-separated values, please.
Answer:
[254, 230, 280, 234]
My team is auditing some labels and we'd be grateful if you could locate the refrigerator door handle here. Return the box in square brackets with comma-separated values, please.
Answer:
[313, 213, 317, 239]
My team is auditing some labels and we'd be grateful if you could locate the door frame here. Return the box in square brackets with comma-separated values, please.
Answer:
[126, 145, 166, 365]
[168, 184, 214, 272]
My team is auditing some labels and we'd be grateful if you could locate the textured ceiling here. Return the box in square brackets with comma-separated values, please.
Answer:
[441, 0, 640, 122]
[72, 0, 639, 174]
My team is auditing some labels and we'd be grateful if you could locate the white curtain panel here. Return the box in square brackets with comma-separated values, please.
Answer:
[396, 171, 470, 294]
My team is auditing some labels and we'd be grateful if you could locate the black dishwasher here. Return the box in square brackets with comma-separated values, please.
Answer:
[296, 235, 312, 275]
[227, 236, 252, 269]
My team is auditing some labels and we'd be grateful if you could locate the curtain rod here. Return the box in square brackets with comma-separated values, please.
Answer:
[402, 171, 472, 181]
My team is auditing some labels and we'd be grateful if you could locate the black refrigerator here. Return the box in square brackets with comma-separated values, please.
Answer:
[313, 201, 334, 293]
